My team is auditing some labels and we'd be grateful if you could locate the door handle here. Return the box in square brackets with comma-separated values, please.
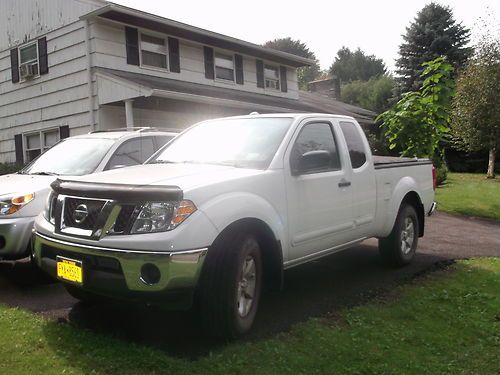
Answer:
[338, 180, 351, 188]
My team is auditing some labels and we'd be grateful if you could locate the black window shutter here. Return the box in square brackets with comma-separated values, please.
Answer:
[203, 46, 214, 79]
[280, 66, 288, 92]
[38, 37, 49, 75]
[168, 37, 180, 73]
[59, 125, 70, 139]
[14, 134, 23, 164]
[235, 54, 244, 84]
[125, 27, 140, 66]
[256, 59, 264, 88]
[10, 48, 19, 83]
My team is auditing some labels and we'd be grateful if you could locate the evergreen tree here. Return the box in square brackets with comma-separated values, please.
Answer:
[329, 47, 386, 83]
[395, 2, 471, 94]
[264, 38, 321, 90]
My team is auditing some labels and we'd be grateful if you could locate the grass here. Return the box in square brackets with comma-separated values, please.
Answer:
[436, 173, 500, 220]
[1, 258, 499, 374]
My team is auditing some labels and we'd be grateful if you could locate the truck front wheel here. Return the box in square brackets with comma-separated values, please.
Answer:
[379, 204, 419, 267]
[199, 232, 262, 338]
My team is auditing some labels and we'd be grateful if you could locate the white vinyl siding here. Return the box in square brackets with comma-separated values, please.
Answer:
[0, 19, 93, 163]
[88, 18, 299, 99]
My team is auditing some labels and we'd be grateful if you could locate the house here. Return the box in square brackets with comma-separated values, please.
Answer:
[0, 0, 374, 165]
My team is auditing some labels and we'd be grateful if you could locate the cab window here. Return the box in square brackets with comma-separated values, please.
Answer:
[339, 121, 367, 169]
[290, 122, 341, 175]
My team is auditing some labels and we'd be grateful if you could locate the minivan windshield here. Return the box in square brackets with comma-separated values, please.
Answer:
[150, 117, 292, 169]
[20, 138, 115, 176]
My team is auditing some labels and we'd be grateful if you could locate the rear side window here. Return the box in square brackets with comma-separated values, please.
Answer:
[290, 122, 341, 174]
[339, 121, 367, 168]
[106, 137, 155, 170]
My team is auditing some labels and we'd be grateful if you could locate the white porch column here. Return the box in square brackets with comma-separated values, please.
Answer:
[124, 99, 134, 128]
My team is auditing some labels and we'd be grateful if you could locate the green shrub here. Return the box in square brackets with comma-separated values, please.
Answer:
[0, 163, 21, 176]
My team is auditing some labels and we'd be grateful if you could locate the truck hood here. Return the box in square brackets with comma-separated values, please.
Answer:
[65, 163, 265, 192]
[0, 173, 55, 197]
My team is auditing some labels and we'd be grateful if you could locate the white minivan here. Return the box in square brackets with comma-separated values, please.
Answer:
[0, 128, 177, 260]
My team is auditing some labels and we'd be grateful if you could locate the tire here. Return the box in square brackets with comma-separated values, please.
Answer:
[198, 231, 262, 339]
[64, 284, 106, 304]
[379, 204, 419, 267]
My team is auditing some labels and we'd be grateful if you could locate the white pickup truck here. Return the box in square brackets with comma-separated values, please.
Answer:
[33, 114, 436, 338]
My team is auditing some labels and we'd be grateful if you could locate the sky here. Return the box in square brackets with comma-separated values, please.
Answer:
[112, 0, 499, 72]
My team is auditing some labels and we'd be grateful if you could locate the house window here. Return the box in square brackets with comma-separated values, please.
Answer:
[215, 52, 235, 81]
[264, 64, 280, 90]
[24, 129, 59, 162]
[19, 42, 39, 80]
[140, 33, 168, 69]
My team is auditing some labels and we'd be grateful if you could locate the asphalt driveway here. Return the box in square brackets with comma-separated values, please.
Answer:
[1, 211, 499, 357]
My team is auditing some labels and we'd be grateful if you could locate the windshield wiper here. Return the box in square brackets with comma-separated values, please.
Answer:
[29, 171, 60, 176]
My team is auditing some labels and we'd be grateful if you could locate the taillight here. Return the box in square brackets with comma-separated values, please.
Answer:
[432, 166, 437, 191]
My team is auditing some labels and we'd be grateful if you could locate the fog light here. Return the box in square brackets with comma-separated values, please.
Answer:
[140, 263, 161, 285]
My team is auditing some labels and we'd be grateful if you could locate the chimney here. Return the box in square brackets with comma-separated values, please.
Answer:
[308, 76, 341, 99]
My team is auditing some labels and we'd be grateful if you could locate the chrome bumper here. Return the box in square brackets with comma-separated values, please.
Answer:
[0, 216, 36, 259]
[33, 231, 207, 296]
[428, 202, 437, 216]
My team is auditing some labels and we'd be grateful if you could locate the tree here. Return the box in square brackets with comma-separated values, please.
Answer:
[329, 47, 386, 83]
[340, 75, 395, 114]
[264, 38, 321, 90]
[395, 3, 471, 94]
[451, 39, 500, 178]
[377, 57, 455, 160]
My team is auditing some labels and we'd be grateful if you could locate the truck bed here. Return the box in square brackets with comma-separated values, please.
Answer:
[373, 156, 432, 169]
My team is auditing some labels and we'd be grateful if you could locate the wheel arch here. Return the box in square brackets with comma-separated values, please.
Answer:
[209, 218, 284, 291]
[400, 191, 425, 237]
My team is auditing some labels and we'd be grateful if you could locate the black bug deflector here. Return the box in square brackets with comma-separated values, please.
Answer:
[51, 179, 183, 202]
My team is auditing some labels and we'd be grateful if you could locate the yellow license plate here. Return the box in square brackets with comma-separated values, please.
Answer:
[56, 256, 83, 284]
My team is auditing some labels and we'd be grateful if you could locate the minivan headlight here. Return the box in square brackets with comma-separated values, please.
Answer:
[130, 200, 196, 234]
[0, 193, 35, 216]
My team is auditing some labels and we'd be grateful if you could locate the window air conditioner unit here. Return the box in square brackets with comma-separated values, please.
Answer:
[19, 62, 38, 80]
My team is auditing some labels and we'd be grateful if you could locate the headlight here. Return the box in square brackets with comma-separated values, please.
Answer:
[0, 193, 35, 216]
[130, 200, 196, 234]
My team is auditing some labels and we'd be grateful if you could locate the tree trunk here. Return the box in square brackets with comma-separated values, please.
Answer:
[486, 147, 496, 179]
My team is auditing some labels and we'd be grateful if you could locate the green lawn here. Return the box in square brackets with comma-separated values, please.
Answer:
[1, 258, 499, 375]
[436, 173, 500, 220]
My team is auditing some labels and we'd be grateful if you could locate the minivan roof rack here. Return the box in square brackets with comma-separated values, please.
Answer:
[90, 127, 180, 134]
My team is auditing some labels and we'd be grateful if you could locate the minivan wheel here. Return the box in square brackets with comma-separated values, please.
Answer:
[379, 204, 419, 267]
[199, 232, 262, 339]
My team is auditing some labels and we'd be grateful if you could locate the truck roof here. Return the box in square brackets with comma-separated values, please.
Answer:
[214, 113, 357, 122]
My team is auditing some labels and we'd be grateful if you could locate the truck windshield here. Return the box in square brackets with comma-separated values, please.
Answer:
[20, 138, 115, 176]
[150, 117, 292, 169]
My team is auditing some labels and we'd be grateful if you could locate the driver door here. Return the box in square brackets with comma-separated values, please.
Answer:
[285, 120, 354, 262]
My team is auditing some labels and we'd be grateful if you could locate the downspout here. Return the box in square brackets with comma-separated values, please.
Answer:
[84, 18, 95, 132]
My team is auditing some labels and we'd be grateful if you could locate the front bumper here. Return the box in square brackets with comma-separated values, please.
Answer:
[0, 216, 36, 259]
[33, 231, 207, 308]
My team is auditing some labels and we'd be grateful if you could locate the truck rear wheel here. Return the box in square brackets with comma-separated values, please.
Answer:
[379, 204, 419, 267]
[199, 231, 262, 338]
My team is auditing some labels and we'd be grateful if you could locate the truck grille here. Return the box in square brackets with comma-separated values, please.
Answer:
[63, 197, 106, 231]
[111, 204, 137, 233]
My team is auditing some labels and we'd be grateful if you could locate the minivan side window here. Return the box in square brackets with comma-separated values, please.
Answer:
[339, 121, 367, 169]
[106, 137, 155, 170]
[290, 122, 341, 175]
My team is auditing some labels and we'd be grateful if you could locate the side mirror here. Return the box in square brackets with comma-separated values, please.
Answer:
[292, 150, 331, 175]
